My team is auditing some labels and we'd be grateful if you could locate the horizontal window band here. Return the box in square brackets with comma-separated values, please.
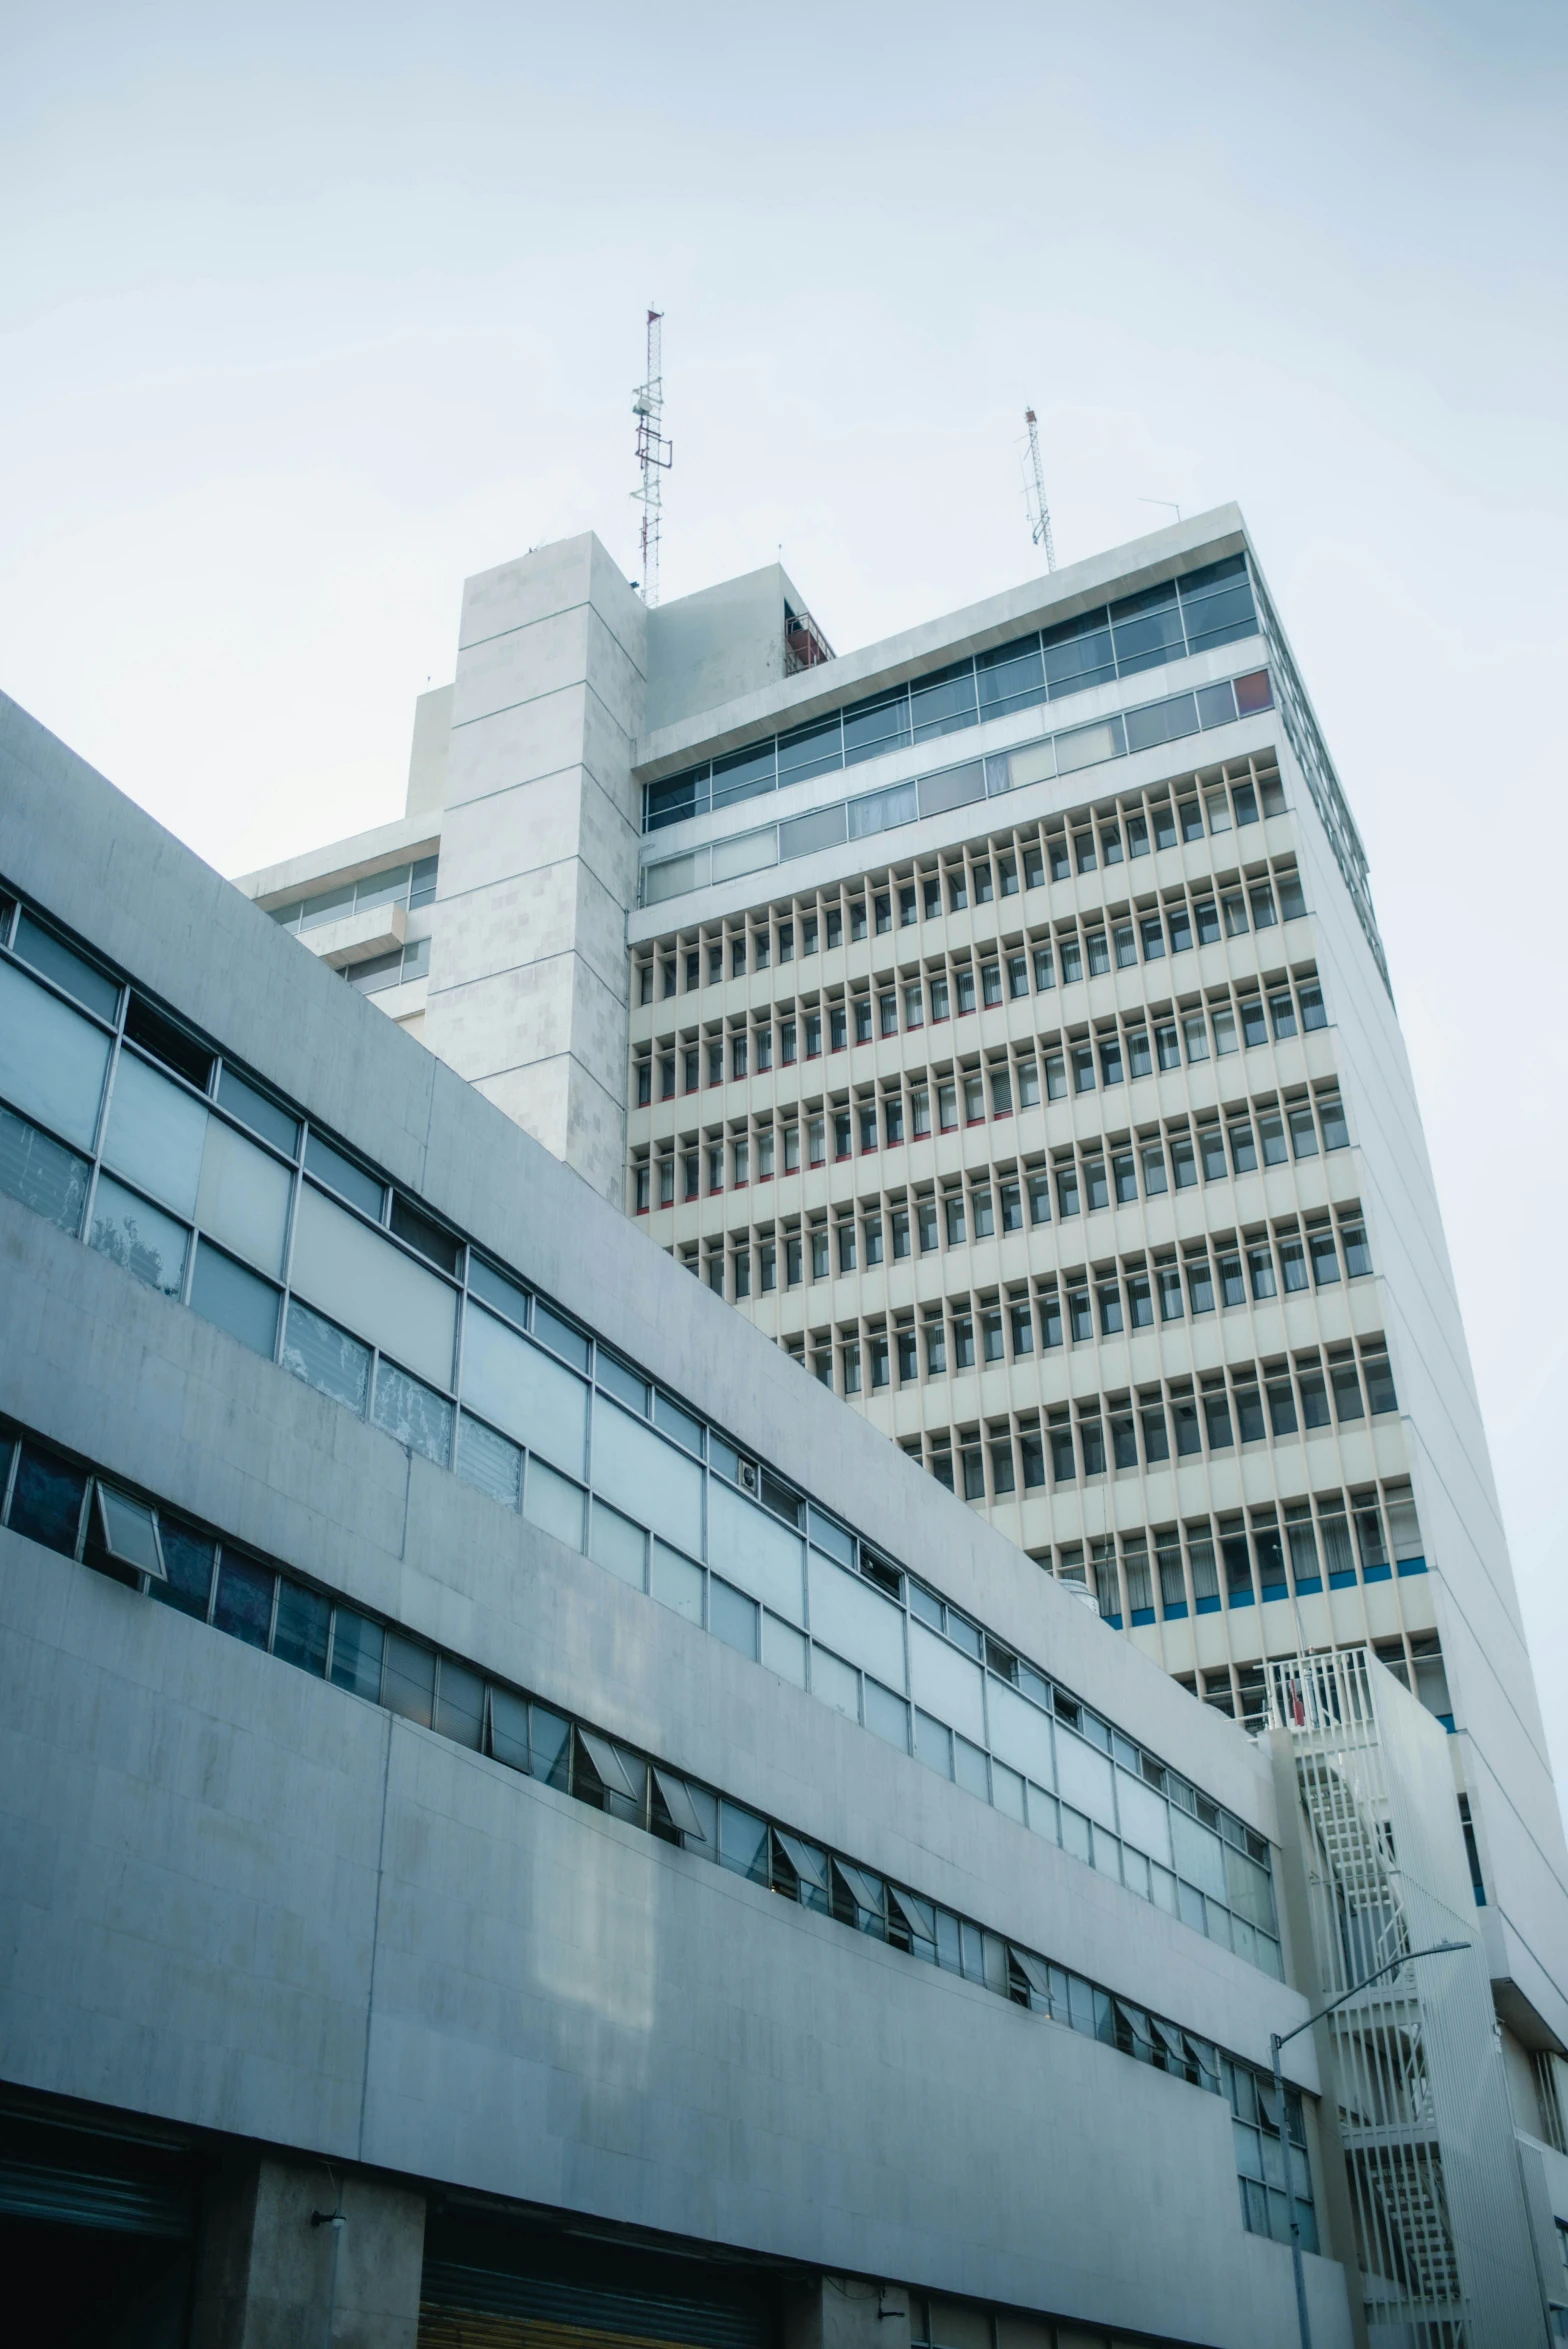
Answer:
[0, 1405, 1308, 2173]
[640, 559, 1262, 835]
[638, 668, 1275, 907]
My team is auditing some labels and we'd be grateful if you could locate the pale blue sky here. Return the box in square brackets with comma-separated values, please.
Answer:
[4, 1, 1565, 1797]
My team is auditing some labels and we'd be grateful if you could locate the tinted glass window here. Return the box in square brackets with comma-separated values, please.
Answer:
[9, 1444, 87, 1554]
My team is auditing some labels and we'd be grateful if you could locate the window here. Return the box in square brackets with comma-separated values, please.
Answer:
[1309, 1227, 1340, 1286]
[1299, 1366, 1331, 1428]
[945, 1192, 966, 1246]
[1266, 1375, 1297, 1436]
[1288, 1105, 1319, 1159]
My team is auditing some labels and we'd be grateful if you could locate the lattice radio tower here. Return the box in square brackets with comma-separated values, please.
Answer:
[1023, 405, 1056, 572]
[632, 309, 672, 604]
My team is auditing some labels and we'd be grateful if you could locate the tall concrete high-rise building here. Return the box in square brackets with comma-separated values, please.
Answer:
[1, 508, 1564, 2348]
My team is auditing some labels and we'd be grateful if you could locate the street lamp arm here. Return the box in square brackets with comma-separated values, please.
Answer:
[1271, 1940, 1470, 2058]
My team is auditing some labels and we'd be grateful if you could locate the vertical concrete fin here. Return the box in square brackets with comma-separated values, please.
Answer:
[421, 534, 647, 1202]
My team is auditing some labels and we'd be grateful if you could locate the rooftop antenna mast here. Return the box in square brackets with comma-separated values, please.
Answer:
[1022, 406, 1056, 572]
[632, 309, 672, 604]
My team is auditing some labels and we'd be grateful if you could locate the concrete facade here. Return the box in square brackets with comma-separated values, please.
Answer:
[0, 685, 1363, 2346]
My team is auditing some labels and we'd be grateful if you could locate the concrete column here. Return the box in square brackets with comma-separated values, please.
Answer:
[190, 2151, 425, 2349]
[784, 2275, 911, 2349]
[421, 533, 647, 1203]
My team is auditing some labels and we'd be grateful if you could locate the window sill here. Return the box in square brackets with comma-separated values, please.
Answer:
[1194, 1596, 1221, 1615]
[1260, 1584, 1288, 1604]
[1227, 1591, 1256, 1609]
[1164, 1600, 1191, 1621]
[1396, 1556, 1427, 1577]
[1131, 1608, 1157, 1627]
[1362, 1564, 1392, 1583]
[1294, 1577, 1323, 1595]
[1328, 1571, 1357, 1590]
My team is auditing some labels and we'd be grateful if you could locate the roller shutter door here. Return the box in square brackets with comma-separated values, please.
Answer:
[419, 2253, 773, 2349]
